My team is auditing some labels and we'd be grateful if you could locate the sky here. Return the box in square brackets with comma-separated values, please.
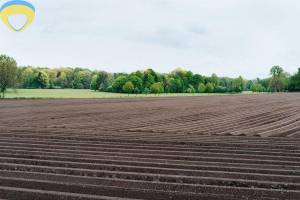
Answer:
[1, 0, 300, 79]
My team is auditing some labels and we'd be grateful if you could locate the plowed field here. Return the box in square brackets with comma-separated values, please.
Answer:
[0, 93, 299, 200]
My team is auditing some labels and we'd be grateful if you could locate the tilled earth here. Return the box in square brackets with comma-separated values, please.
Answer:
[0, 93, 299, 200]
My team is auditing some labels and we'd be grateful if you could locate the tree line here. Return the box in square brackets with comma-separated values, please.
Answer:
[1, 54, 300, 98]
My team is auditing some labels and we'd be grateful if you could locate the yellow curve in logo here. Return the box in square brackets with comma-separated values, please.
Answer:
[0, 0, 35, 32]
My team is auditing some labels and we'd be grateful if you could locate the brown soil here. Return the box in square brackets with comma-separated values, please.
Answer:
[0, 93, 299, 199]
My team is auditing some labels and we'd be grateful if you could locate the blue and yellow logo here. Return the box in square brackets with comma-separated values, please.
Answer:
[0, 0, 35, 32]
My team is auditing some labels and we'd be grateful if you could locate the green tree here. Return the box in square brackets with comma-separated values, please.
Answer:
[251, 83, 265, 92]
[20, 67, 35, 88]
[143, 87, 150, 94]
[112, 75, 128, 93]
[170, 76, 184, 93]
[134, 70, 144, 80]
[164, 77, 180, 93]
[62, 68, 75, 88]
[36, 71, 49, 89]
[186, 85, 195, 93]
[72, 69, 92, 89]
[0, 55, 18, 98]
[183, 71, 193, 90]
[134, 87, 140, 94]
[230, 76, 245, 93]
[55, 71, 68, 88]
[198, 83, 206, 93]
[211, 73, 219, 87]
[205, 83, 215, 93]
[219, 77, 232, 89]
[150, 82, 164, 94]
[288, 68, 300, 91]
[97, 71, 112, 91]
[270, 65, 288, 92]
[122, 81, 134, 94]
[45, 68, 57, 89]
[143, 69, 157, 89]
[90, 74, 99, 91]
[257, 78, 271, 92]
[215, 86, 227, 93]
[191, 74, 204, 88]
[128, 75, 143, 92]
[172, 68, 189, 91]
[245, 80, 254, 91]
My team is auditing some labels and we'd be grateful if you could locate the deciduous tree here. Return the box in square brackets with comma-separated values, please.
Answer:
[270, 66, 288, 92]
[205, 83, 214, 93]
[288, 68, 300, 91]
[150, 82, 164, 94]
[198, 83, 206, 93]
[112, 75, 128, 93]
[0, 55, 18, 98]
[251, 83, 265, 92]
[36, 71, 49, 89]
[122, 81, 134, 94]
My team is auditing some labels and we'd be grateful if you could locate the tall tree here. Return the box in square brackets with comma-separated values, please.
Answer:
[211, 73, 219, 87]
[191, 74, 204, 88]
[150, 82, 164, 94]
[251, 83, 265, 92]
[55, 70, 68, 88]
[122, 81, 134, 94]
[288, 68, 300, 91]
[112, 75, 128, 93]
[0, 55, 18, 98]
[97, 71, 112, 91]
[36, 71, 49, 89]
[90, 74, 99, 91]
[270, 65, 288, 92]
[128, 74, 143, 92]
[20, 67, 35, 88]
[231, 76, 245, 93]
[73, 70, 92, 89]
[205, 83, 215, 93]
[198, 83, 206, 93]
[143, 69, 157, 89]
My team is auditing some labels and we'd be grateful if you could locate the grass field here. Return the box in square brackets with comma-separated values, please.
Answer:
[4, 89, 246, 99]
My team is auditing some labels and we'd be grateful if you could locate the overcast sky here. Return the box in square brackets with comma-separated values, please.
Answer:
[1, 0, 300, 79]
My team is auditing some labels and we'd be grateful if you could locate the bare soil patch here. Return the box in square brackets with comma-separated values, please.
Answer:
[0, 94, 299, 199]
